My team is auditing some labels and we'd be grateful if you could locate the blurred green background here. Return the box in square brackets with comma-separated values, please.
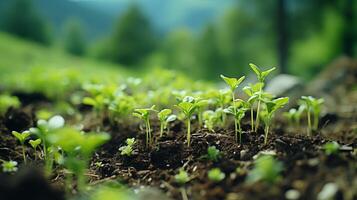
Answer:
[0, 0, 355, 81]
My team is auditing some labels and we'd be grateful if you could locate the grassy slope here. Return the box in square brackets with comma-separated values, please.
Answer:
[0, 32, 132, 82]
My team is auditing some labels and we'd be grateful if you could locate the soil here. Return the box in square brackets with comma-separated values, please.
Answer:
[0, 100, 356, 200]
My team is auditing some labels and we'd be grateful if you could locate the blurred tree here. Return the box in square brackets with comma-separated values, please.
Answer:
[2, 0, 51, 45]
[161, 29, 199, 76]
[341, 0, 354, 57]
[63, 19, 86, 56]
[196, 25, 224, 80]
[109, 4, 156, 66]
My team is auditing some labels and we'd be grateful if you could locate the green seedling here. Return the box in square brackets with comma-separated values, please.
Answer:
[30, 115, 65, 175]
[157, 109, 177, 137]
[48, 127, 110, 193]
[243, 82, 264, 131]
[1, 160, 18, 173]
[220, 75, 245, 141]
[109, 95, 136, 123]
[300, 96, 324, 135]
[261, 97, 289, 144]
[202, 146, 221, 162]
[224, 99, 248, 143]
[195, 98, 209, 128]
[83, 95, 109, 117]
[12, 130, 31, 164]
[246, 155, 283, 184]
[175, 168, 190, 200]
[249, 63, 276, 132]
[202, 109, 223, 132]
[283, 107, 304, 127]
[323, 141, 340, 155]
[208, 168, 225, 182]
[29, 138, 42, 160]
[0, 94, 21, 115]
[119, 138, 136, 156]
[176, 97, 201, 147]
[133, 105, 156, 148]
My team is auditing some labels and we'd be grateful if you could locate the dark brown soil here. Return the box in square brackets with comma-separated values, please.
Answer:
[0, 106, 356, 200]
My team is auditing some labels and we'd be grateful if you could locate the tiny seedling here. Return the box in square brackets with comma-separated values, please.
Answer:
[133, 105, 157, 148]
[261, 97, 289, 144]
[83, 95, 109, 117]
[29, 138, 42, 160]
[208, 168, 225, 182]
[119, 138, 136, 156]
[202, 109, 223, 132]
[220, 75, 246, 142]
[175, 168, 190, 185]
[243, 82, 264, 131]
[176, 97, 200, 147]
[246, 155, 283, 184]
[94, 161, 104, 168]
[1, 160, 18, 173]
[12, 130, 31, 164]
[202, 146, 221, 162]
[30, 115, 65, 175]
[323, 141, 340, 155]
[157, 109, 177, 137]
[175, 168, 190, 200]
[300, 96, 324, 135]
[224, 99, 248, 143]
[249, 63, 276, 132]
[284, 107, 303, 127]
[48, 127, 110, 192]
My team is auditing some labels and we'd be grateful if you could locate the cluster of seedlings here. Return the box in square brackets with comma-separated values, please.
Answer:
[0, 63, 336, 199]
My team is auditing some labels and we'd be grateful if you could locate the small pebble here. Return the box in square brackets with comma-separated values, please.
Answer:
[317, 182, 338, 200]
[285, 189, 300, 200]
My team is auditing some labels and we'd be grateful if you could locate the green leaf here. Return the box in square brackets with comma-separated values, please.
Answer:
[83, 97, 96, 106]
[12, 131, 31, 144]
[29, 139, 42, 149]
[249, 63, 261, 77]
[220, 75, 245, 91]
[158, 109, 172, 121]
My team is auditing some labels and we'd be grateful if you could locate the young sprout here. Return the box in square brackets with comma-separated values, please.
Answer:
[261, 97, 289, 144]
[175, 168, 190, 200]
[1, 160, 18, 173]
[208, 168, 225, 182]
[119, 138, 136, 156]
[243, 82, 264, 131]
[48, 127, 110, 192]
[133, 105, 157, 148]
[202, 146, 221, 162]
[12, 130, 31, 164]
[176, 97, 200, 147]
[246, 155, 283, 184]
[220, 75, 245, 140]
[157, 109, 177, 137]
[202, 109, 223, 132]
[29, 115, 65, 175]
[29, 138, 42, 160]
[224, 99, 248, 144]
[249, 63, 276, 132]
[323, 141, 340, 155]
[283, 107, 303, 127]
[300, 96, 324, 135]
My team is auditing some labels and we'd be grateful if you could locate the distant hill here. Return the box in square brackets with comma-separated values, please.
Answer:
[0, 0, 236, 40]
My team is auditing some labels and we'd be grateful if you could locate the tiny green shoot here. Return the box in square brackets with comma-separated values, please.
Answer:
[29, 138, 42, 160]
[1, 160, 18, 173]
[119, 138, 136, 156]
[261, 97, 289, 144]
[301, 96, 324, 135]
[208, 168, 225, 182]
[157, 109, 177, 137]
[243, 82, 264, 131]
[223, 99, 248, 143]
[202, 146, 221, 162]
[133, 105, 157, 148]
[176, 97, 200, 147]
[249, 63, 276, 132]
[220, 75, 246, 142]
[12, 130, 31, 164]
[323, 141, 340, 155]
[175, 168, 190, 200]
[246, 155, 283, 184]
